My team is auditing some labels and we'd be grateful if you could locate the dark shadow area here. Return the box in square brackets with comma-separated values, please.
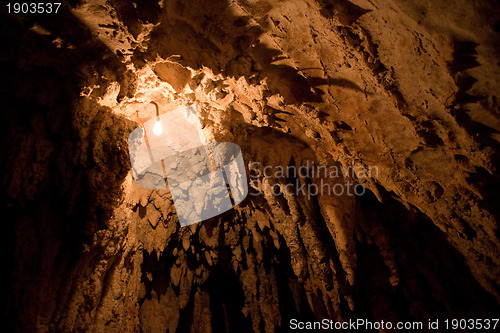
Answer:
[353, 186, 500, 331]
[447, 40, 500, 222]
[448, 41, 500, 158]
[140, 210, 318, 332]
[0, 3, 135, 331]
[203, 268, 253, 333]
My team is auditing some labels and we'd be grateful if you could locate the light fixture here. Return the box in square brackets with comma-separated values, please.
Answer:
[150, 101, 163, 136]
[128, 105, 249, 227]
[153, 117, 163, 135]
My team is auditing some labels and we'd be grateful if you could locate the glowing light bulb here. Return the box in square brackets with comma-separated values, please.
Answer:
[153, 119, 163, 135]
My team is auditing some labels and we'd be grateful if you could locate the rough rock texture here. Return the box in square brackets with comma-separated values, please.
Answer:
[2, 0, 500, 332]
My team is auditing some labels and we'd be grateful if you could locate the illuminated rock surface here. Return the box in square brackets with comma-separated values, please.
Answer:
[1, 0, 499, 331]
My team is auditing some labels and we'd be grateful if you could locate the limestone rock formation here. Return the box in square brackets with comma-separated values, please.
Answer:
[1, 0, 500, 332]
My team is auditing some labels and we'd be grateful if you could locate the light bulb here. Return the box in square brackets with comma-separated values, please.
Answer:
[153, 119, 162, 136]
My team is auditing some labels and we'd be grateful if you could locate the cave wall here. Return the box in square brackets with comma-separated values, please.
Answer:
[1, 0, 500, 332]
